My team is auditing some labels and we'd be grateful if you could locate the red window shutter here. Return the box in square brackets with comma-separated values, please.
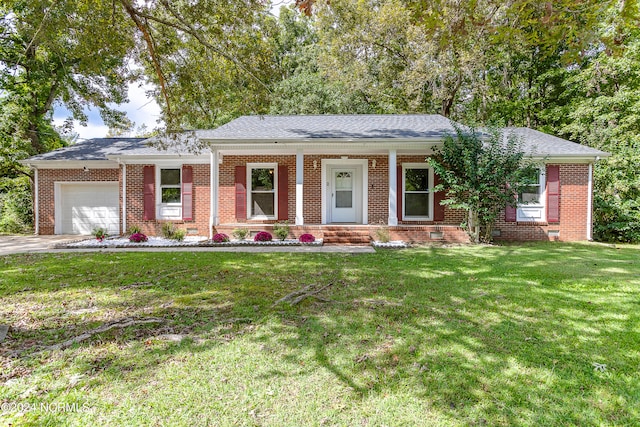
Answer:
[505, 204, 517, 222]
[504, 182, 517, 222]
[235, 166, 247, 221]
[182, 165, 193, 221]
[143, 165, 155, 220]
[547, 165, 560, 223]
[278, 165, 289, 221]
[433, 172, 445, 221]
[396, 165, 403, 221]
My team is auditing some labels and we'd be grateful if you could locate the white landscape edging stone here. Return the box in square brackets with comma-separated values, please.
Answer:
[372, 240, 409, 249]
[63, 236, 324, 248]
[64, 236, 206, 248]
[203, 239, 323, 247]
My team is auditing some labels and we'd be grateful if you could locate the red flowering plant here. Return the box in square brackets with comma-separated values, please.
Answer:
[129, 232, 148, 243]
[254, 231, 272, 242]
[299, 233, 315, 243]
[213, 233, 229, 243]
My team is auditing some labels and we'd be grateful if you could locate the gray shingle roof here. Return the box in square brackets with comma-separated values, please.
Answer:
[197, 114, 462, 140]
[24, 136, 206, 161]
[505, 128, 608, 157]
[26, 138, 148, 161]
[23, 117, 608, 162]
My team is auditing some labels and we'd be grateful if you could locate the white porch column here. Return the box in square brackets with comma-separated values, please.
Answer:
[388, 149, 398, 226]
[295, 149, 304, 225]
[210, 150, 219, 239]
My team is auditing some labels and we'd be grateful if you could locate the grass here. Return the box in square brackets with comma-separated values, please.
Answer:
[0, 242, 639, 426]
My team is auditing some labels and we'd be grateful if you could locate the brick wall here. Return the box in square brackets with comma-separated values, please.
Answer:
[494, 164, 590, 241]
[37, 168, 121, 235]
[219, 155, 297, 224]
[37, 159, 592, 242]
[125, 164, 210, 236]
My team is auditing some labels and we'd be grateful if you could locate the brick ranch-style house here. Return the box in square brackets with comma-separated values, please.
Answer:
[22, 115, 608, 243]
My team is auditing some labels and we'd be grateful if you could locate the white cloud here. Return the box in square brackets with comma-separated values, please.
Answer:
[53, 81, 162, 141]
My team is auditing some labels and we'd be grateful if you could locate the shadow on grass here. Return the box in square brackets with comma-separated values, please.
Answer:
[251, 243, 640, 425]
[1, 243, 638, 425]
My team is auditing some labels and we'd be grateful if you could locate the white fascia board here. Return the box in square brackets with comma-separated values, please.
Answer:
[205, 137, 443, 146]
[19, 160, 119, 169]
[106, 155, 210, 164]
[208, 139, 442, 153]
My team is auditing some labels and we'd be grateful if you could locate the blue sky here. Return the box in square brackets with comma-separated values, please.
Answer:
[52, 82, 162, 140]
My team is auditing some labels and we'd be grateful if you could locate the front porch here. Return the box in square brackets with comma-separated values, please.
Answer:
[213, 224, 469, 245]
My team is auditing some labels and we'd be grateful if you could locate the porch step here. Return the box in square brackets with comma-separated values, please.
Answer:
[322, 228, 372, 246]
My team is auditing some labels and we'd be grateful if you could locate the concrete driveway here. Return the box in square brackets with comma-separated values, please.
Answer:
[0, 234, 84, 256]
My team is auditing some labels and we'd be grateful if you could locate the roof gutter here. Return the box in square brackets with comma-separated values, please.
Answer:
[201, 137, 446, 145]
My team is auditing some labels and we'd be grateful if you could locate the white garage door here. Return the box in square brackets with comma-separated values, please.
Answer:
[57, 183, 120, 235]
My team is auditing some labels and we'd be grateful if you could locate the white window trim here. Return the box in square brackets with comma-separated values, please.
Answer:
[402, 163, 434, 221]
[156, 166, 183, 220]
[516, 168, 546, 222]
[247, 163, 278, 220]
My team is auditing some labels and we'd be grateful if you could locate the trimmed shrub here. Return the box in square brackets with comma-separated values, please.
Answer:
[213, 233, 229, 243]
[129, 232, 148, 243]
[232, 228, 249, 240]
[173, 228, 186, 241]
[161, 222, 185, 241]
[273, 221, 290, 241]
[254, 231, 272, 242]
[299, 233, 315, 243]
[375, 226, 391, 243]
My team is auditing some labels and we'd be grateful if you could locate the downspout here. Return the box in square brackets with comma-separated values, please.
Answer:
[33, 166, 39, 235]
[209, 151, 214, 240]
[119, 159, 127, 234]
[587, 162, 593, 241]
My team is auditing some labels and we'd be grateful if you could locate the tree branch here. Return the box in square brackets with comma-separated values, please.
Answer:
[151, 0, 269, 92]
[119, 0, 172, 119]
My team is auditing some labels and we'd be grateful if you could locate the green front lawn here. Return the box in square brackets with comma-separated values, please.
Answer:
[1, 243, 639, 426]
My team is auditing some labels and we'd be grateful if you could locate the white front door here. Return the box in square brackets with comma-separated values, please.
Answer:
[331, 168, 357, 223]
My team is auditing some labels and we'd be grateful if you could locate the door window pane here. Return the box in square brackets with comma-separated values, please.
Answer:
[336, 191, 353, 208]
[336, 172, 352, 190]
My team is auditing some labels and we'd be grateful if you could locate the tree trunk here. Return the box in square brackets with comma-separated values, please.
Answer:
[468, 209, 480, 243]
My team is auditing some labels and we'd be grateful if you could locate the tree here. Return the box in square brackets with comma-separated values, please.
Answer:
[429, 126, 540, 243]
[120, 0, 275, 130]
[0, 0, 135, 232]
[269, 6, 371, 114]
